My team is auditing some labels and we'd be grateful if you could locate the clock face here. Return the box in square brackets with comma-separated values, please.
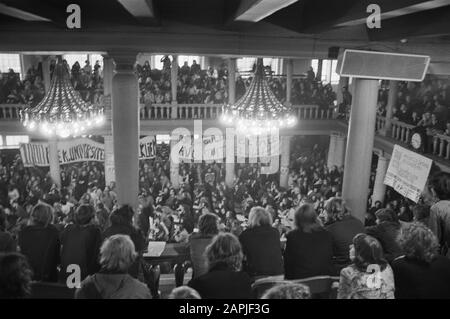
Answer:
[411, 133, 422, 149]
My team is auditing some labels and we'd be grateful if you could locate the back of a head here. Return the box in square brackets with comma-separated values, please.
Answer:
[398, 222, 439, 263]
[412, 205, 430, 222]
[353, 233, 387, 271]
[248, 206, 272, 228]
[30, 203, 53, 227]
[375, 208, 399, 224]
[206, 232, 243, 272]
[430, 172, 450, 201]
[324, 197, 350, 224]
[100, 234, 137, 273]
[261, 283, 311, 299]
[110, 205, 134, 226]
[169, 286, 201, 299]
[75, 204, 95, 226]
[198, 213, 219, 236]
[294, 203, 321, 232]
[0, 252, 33, 299]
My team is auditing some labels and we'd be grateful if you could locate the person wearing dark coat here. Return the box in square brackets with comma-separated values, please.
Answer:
[102, 205, 145, 278]
[320, 197, 365, 273]
[60, 205, 102, 282]
[0, 208, 16, 253]
[392, 222, 450, 299]
[284, 203, 334, 279]
[365, 208, 403, 263]
[239, 207, 284, 279]
[189, 233, 252, 299]
[189, 213, 219, 279]
[18, 204, 60, 282]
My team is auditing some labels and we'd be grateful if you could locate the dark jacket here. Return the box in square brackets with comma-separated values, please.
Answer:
[75, 272, 151, 299]
[284, 228, 334, 279]
[102, 224, 146, 278]
[239, 225, 284, 277]
[366, 222, 403, 262]
[189, 233, 214, 278]
[0, 230, 16, 253]
[392, 255, 450, 299]
[60, 224, 102, 282]
[326, 216, 365, 265]
[188, 263, 253, 299]
[18, 224, 60, 282]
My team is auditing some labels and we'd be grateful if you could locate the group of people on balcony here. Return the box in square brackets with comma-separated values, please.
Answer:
[377, 77, 450, 136]
[136, 59, 337, 108]
[1, 134, 450, 299]
[0, 59, 104, 106]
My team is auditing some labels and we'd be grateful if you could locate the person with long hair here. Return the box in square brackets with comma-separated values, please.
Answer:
[188, 233, 252, 299]
[189, 212, 219, 278]
[338, 234, 394, 299]
[60, 204, 102, 282]
[284, 203, 333, 279]
[102, 205, 145, 278]
[320, 197, 365, 273]
[239, 206, 284, 279]
[18, 203, 60, 282]
[392, 222, 450, 298]
[0, 252, 33, 298]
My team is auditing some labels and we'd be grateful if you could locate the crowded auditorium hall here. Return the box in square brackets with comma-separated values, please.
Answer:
[0, 0, 450, 305]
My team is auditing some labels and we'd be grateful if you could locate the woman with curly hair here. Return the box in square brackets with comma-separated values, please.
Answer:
[0, 252, 33, 298]
[392, 222, 450, 299]
[188, 232, 252, 299]
[320, 197, 365, 273]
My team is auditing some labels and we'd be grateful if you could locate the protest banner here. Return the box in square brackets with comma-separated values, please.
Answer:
[384, 144, 433, 203]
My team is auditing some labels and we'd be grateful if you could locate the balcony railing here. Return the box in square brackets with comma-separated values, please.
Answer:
[390, 120, 415, 144]
[0, 103, 335, 121]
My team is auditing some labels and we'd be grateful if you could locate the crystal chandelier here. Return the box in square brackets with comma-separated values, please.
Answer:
[221, 58, 297, 135]
[20, 58, 105, 138]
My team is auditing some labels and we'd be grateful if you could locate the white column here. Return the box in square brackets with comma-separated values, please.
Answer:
[104, 135, 115, 187]
[279, 135, 291, 189]
[170, 138, 180, 189]
[225, 162, 235, 187]
[286, 58, 293, 106]
[48, 138, 61, 188]
[382, 80, 398, 136]
[327, 133, 346, 169]
[228, 58, 236, 104]
[327, 134, 337, 169]
[171, 55, 178, 119]
[342, 79, 379, 222]
[335, 133, 346, 168]
[372, 154, 389, 206]
[111, 51, 139, 208]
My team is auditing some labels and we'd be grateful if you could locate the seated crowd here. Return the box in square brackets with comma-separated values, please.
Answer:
[0, 138, 450, 299]
[0, 59, 103, 106]
[378, 76, 450, 135]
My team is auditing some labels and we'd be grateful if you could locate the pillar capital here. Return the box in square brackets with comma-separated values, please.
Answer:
[108, 50, 138, 73]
